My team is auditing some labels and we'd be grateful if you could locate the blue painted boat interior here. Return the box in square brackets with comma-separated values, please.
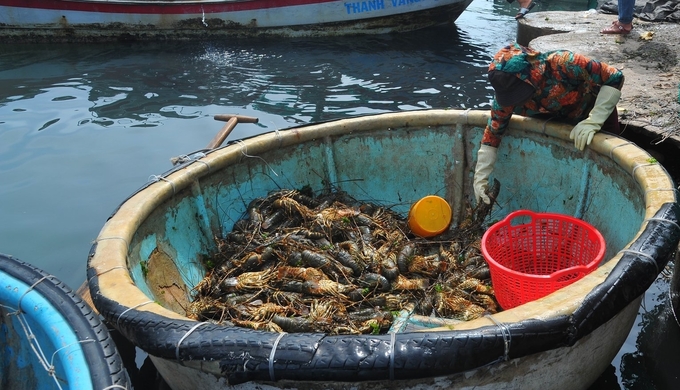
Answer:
[0, 272, 92, 390]
[127, 122, 644, 304]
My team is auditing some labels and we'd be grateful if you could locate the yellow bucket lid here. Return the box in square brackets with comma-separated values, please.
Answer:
[408, 195, 452, 238]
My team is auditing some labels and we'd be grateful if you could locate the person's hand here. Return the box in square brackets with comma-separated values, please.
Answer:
[473, 145, 498, 205]
[569, 86, 621, 151]
[569, 122, 598, 151]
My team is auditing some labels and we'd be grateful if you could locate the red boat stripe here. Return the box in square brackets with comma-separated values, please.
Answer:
[1, 0, 341, 14]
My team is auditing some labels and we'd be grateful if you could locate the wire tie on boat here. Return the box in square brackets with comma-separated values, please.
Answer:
[608, 141, 634, 160]
[148, 175, 176, 195]
[191, 152, 211, 171]
[90, 265, 127, 281]
[51, 339, 95, 365]
[96, 236, 130, 249]
[631, 162, 656, 180]
[644, 216, 680, 232]
[11, 302, 55, 380]
[485, 314, 511, 361]
[462, 108, 471, 124]
[16, 276, 50, 313]
[540, 117, 554, 134]
[273, 128, 283, 149]
[47, 366, 60, 390]
[10, 299, 66, 390]
[116, 300, 154, 330]
[618, 249, 660, 275]
[389, 331, 397, 380]
[237, 140, 279, 177]
[175, 322, 210, 363]
[268, 331, 287, 381]
[191, 158, 211, 171]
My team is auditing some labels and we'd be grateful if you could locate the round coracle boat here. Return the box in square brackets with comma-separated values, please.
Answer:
[87, 109, 680, 390]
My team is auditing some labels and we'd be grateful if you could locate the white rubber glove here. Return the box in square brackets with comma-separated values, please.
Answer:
[473, 145, 498, 205]
[569, 86, 621, 151]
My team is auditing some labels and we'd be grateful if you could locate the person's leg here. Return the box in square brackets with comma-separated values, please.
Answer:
[617, 0, 635, 25]
[601, 0, 633, 34]
[601, 107, 622, 135]
[515, 0, 536, 19]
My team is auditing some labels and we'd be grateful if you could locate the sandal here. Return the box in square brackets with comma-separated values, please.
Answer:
[515, 1, 536, 20]
[600, 21, 632, 35]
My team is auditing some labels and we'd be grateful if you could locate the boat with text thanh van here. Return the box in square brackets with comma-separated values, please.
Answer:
[0, 0, 474, 42]
[87, 109, 680, 389]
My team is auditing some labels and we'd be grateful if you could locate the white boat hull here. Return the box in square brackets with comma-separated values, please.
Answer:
[0, 0, 473, 41]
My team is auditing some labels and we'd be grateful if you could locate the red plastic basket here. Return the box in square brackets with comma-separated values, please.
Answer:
[481, 210, 605, 310]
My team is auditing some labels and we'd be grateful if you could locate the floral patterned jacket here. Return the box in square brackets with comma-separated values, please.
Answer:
[482, 43, 624, 148]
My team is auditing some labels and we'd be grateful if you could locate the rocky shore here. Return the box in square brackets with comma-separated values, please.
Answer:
[517, 11, 680, 154]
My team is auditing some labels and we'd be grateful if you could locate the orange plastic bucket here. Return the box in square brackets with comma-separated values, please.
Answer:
[408, 195, 452, 238]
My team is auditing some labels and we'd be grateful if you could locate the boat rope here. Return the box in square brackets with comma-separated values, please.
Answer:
[0, 303, 53, 378]
[618, 249, 660, 275]
[485, 314, 511, 362]
[12, 309, 64, 390]
[102, 386, 129, 390]
[236, 140, 279, 177]
[608, 141, 635, 160]
[175, 322, 210, 364]
[644, 216, 680, 233]
[2, 274, 66, 390]
[116, 300, 155, 330]
[148, 174, 177, 195]
[268, 331, 287, 381]
[389, 330, 397, 380]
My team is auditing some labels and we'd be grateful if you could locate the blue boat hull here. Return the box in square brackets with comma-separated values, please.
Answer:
[0, 253, 130, 390]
